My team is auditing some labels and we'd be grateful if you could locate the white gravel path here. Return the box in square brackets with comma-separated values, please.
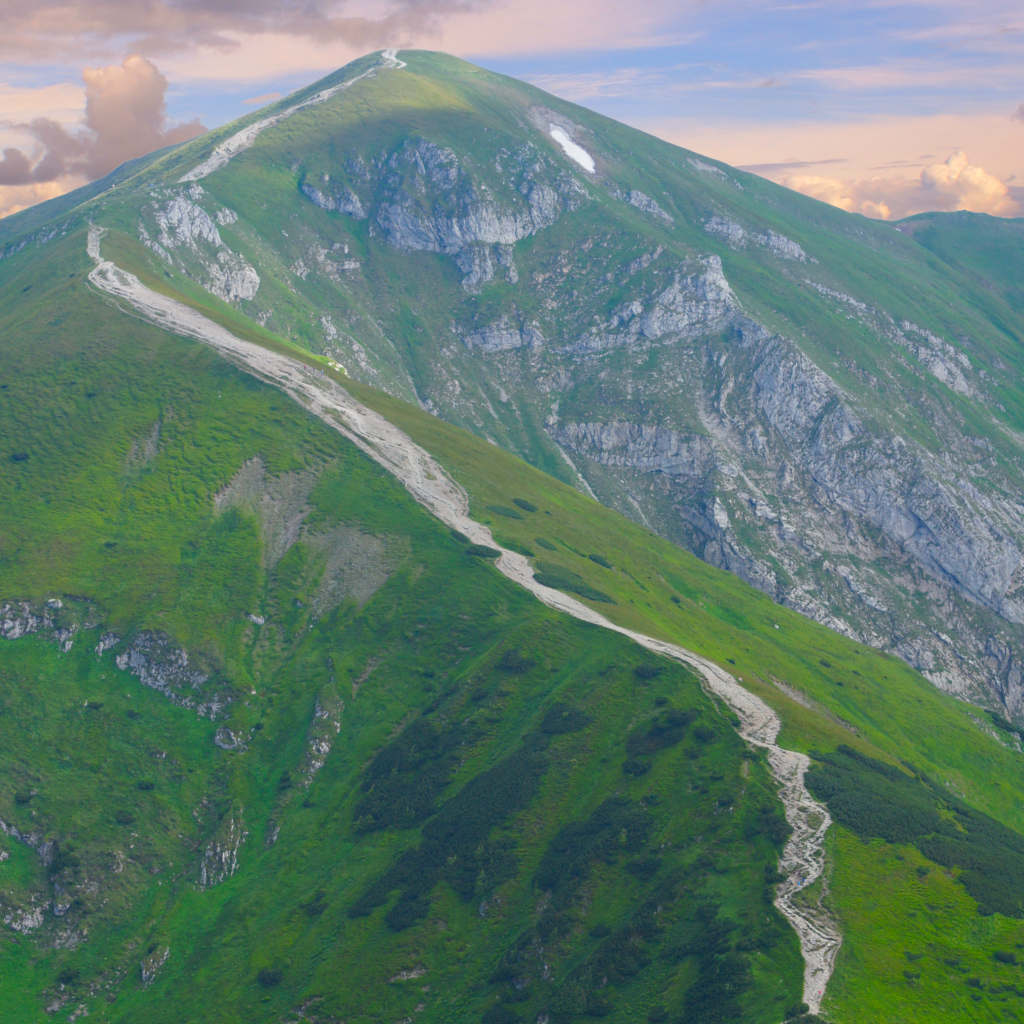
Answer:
[87, 227, 841, 1013]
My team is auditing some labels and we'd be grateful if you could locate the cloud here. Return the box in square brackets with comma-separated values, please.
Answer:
[0, 55, 205, 188]
[777, 150, 1020, 220]
[0, 0, 484, 62]
[0, 180, 79, 220]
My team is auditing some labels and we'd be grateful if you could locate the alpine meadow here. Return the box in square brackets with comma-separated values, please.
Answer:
[2, 48, 1024, 1024]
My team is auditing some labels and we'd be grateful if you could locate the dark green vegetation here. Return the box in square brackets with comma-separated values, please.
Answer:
[0, 232, 803, 1022]
[807, 746, 1024, 918]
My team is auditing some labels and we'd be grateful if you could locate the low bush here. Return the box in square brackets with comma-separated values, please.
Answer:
[539, 702, 593, 734]
[487, 505, 524, 520]
[807, 745, 1024, 917]
[257, 968, 282, 987]
[534, 537, 557, 551]
[466, 543, 501, 558]
[349, 743, 548, 928]
[512, 498, 537, 512]
[499, 649, 534, 673]
[634, 664, 664, 680]
[588, 554, 612, 568]
[532, 561, 616, 604]
[626, 709, 696, 758]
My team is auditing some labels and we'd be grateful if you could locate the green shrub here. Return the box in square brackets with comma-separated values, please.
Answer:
[352, 718, 464, 833]
[532, 561, 616, 604]
[466, 543, 501, 558]
[589, 554, 612, 568]
[634, 664, 664, 680]
[487, 505, 524, 520]
[626, 709, 695, 757]
[498, 538, 535, 557]
[626, 857, 661, 881]
[807, 745, 1024, 917]
[499, 648, 534, 673]
[539, 702, 593, 734]
[349, 743, 548, 928]
[512, 498, 537, 512]
[534, 537, 557, 551]
[257, 968, 282, 987]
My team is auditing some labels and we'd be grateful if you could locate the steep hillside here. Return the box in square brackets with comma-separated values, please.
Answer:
[3, 49, 1021, 719]
[1, 231, 806, 1024]
[4, 209, 1024, 1022]
[4, 48, 1024, 1024]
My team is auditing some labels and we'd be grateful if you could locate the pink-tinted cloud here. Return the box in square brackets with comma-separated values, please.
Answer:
[779, 150, 1019, 220]
[0, 55, 205, 187]
[0, 0, 485, 62]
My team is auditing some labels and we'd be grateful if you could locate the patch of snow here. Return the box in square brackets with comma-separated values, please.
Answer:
[549, 127, 595, 174]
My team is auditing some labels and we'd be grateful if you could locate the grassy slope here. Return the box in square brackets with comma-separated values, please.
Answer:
[0, 232, 803, 1024]
[60, 221, 1024, 1020]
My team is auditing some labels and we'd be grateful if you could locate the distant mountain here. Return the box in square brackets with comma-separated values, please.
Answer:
[3, 50, 1024, 1024]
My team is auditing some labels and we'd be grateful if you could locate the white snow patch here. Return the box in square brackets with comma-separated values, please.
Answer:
[549, 127, 595, 174]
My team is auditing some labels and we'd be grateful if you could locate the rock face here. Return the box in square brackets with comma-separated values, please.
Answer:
[300, 137, 588, 291]
[199, 809, 246, 888]
[115, 631, 229, 718]
[302, 683, 344, 786]
[139, 185, 259, 303]
[141, 946, 170, 984]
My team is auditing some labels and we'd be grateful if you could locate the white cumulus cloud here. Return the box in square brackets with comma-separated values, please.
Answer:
[779, 149, 1019, 220]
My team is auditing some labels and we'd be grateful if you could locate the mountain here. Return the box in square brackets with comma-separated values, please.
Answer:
[3, 48, 1024, 1024]
[5, 49, 1021, 717]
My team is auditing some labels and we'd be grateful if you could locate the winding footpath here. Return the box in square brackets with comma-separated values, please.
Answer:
[87, 227, 841, 1013]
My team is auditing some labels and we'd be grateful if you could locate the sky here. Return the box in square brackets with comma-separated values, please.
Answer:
[0, 0, 1022, 221]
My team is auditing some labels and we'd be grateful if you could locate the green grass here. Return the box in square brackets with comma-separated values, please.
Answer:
[69, 219, 1024, 1022]
[0, 232, 803, 1023]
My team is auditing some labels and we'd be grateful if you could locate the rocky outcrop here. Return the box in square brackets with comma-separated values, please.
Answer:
[614, 188, 673, 223]
[115, 631, 229, 719]
[1, 597, 97, 652]
[547, 306, 1024, 712]
[199, 809, 246, 888]
[704, 217, 808, 260]
[302, 684, 343, 786]
[141, 946, 170, 984]
[561, 256, 737, 356]
[366, 138, 586, 290]
[140, 186, 259, 303]
[301, 181, 366, 218]
[464, 316, 544, 353]
[552, 422, 716, 478]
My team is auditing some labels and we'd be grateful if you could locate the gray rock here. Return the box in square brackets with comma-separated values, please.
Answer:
[301, 182, 366, 218]
[615, 188, 673, 222]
